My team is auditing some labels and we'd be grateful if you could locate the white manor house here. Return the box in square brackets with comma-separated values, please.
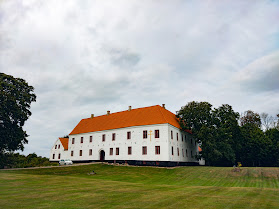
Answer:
[50, 104, 202, 166]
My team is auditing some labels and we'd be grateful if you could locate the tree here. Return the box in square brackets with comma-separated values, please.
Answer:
[260, 113, 275, 130]
[240, 110, 261, 128]
[0, 73, 36, 153]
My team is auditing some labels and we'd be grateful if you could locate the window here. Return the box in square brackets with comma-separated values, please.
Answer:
[191, 138, 193, 144]
[71, 151, 74, 156]
[185, 135, 187, 141]
[182, 149, 184, 157]
[128, 146, 132, 155]
[53, 154, 55, 159]
[171, 146, 174, 155]
[55, 145, 57, 149]
[155, 146, 160, 155]
[89, 149, 92, 156]
[90, 136, 92, 142]
[143, 130, 147, 139]
[177, 148, 179, 156]
[72, 138, 75, 144]
[127, 131, 131, 140]
[116, 147, 119, 155]
[58, 154, 61, 159]
[80, 150, 82, 156]
[110, 148, 113, 155]
[186, 149, 188, 157]
[181, 134, 183, 141]
[81, 137, 83, 143]
[155, 130, 159, 138]
[171, 130, 173, 139]
[142, 146, 147, 155]
[58, 144, 60, 149]
[177, 133, 179, 141]
[191, 150, 193, 158]
[112, 133, 116, 141]
[102, 134, 105, 142]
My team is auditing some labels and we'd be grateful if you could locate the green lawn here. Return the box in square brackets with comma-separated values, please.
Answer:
[0, 164, 279, 208]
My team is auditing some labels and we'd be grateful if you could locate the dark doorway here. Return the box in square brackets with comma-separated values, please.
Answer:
[100, 150, 105, 162]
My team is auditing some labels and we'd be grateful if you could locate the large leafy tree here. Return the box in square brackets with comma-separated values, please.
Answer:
[0, 73, 36, 153]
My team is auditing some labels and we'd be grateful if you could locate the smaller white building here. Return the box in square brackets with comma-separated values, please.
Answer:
[50, 105, 200, 166]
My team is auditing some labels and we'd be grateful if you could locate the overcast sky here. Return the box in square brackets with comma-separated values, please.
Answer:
[1, 0, 279, 157]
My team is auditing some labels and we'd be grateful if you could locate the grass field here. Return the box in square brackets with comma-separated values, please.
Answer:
[0, 164, 279, 208]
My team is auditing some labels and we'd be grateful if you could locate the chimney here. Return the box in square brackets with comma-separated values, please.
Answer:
[128, 106, 132, 111]
[91, 114, 94, 119]
[107, 110, 110, 115]
[162, 104, 165, 109]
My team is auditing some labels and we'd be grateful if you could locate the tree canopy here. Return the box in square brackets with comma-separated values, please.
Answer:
[0, 73, 36, 153]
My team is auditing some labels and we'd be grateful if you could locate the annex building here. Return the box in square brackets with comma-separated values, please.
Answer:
[50, 104, 200, 166]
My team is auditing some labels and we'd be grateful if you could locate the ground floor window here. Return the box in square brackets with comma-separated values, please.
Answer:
[155, 146, 160, 155]
[58, 154, 61, 159]
[128, 146, 132, 155]
[89, 149, 92, 156]
[182, 149, 184, 157]
[116, 147, 119, 155]
[53, 154, 55, 159]
[80, 150, 82, 156]
[142, 146, 147, 155]
[171, 146, 174, 155]
[186, 149, 188, 157]
[177, 148, 179, 156]
[110, 148, 113, 155]
[71, 151, 74, 156]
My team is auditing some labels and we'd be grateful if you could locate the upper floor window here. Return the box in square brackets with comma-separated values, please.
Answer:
[90, 136, 92, 143]
[127, 131, 131, 140]
[58, 145, 60, 149]
[80, 150, 82, 156]
[155, 146, 160, 155]
[112, 133, 116, 141]
[155, 130, 159, 138]
[171, 146, 174, 155]
[55, 145, 57, 149]
[181, 134, 183, 141]
[71, 151, 74, 156]
[102, 134, 105, 142]
[142, 146, 147, 155]
[143, 130, 147, 139]
[110, 148, 113, 155]
[81, 137, 83, 143]
[116, 147, 119, 155]
[171, 130, 173, 139]
[177, 148, 179, 156]
[128, 146, 132, 155]
[72, 138, 75, 144]
[177, 133, 179, 141]
[89, 149, 92, 156]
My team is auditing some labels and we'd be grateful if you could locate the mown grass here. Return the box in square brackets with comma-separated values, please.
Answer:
[0, 164, 279, 208]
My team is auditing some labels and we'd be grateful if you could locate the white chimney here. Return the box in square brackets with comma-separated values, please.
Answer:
[107, 111, 110, 115]
[162, 104, 165, 109]
[128, 106, 132, 111]
[91, 114, 94, 119]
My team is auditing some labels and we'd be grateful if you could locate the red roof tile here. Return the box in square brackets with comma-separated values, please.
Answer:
[59, 138, 69, 150]
[69, 105, 182, 135]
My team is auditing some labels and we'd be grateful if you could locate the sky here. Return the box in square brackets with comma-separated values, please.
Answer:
[1, 0, 279, 157]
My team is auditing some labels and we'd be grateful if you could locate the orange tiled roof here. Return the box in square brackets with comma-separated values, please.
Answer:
[59, 138, 69, 150]
[69, 105, 182, 135]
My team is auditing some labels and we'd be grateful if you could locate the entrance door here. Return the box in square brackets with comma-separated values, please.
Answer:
[100, 150, 105, 162]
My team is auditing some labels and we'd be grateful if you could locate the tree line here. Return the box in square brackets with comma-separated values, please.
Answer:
[177, 101, 279, 167]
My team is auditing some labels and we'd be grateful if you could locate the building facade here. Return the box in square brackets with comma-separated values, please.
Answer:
[50, 105, 200, 166]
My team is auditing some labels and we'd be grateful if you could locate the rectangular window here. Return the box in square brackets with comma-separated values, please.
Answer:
[90, 136, 92, 142]
[171, 130, 173, 139]
[72, 138, 75, 144]
[112, 133, 116, 141]
[89, 149, 92, 156]
[177, 148, 179, 156]
[155, 146, 160, 155]
[177, 133, 179, 141]
[142, 146, 147, 155]
[128, 146, 132, 155]
[143, 130, 147, 139]
[127, 131, 131, 140]
[102, 134, 105, 142]
[182, 149, 184, 157]
[191, 150, 193, 158]
[155, 130, 159, 138]
[116, 147, 119, 155]
[81, 137, 83, 143]
[53, 154, 55, 159]
[171, 146, 174, 155]
[80, 150, 82, 156]
[58, 154, 61, 159]
[186, 149, 188, 157]
[55, 145, 57, 149]
[181, 134, 183, 141]
[110, 148, 113, 155]
[58, 144, 60, 149]
[71, 151, 74, 156]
